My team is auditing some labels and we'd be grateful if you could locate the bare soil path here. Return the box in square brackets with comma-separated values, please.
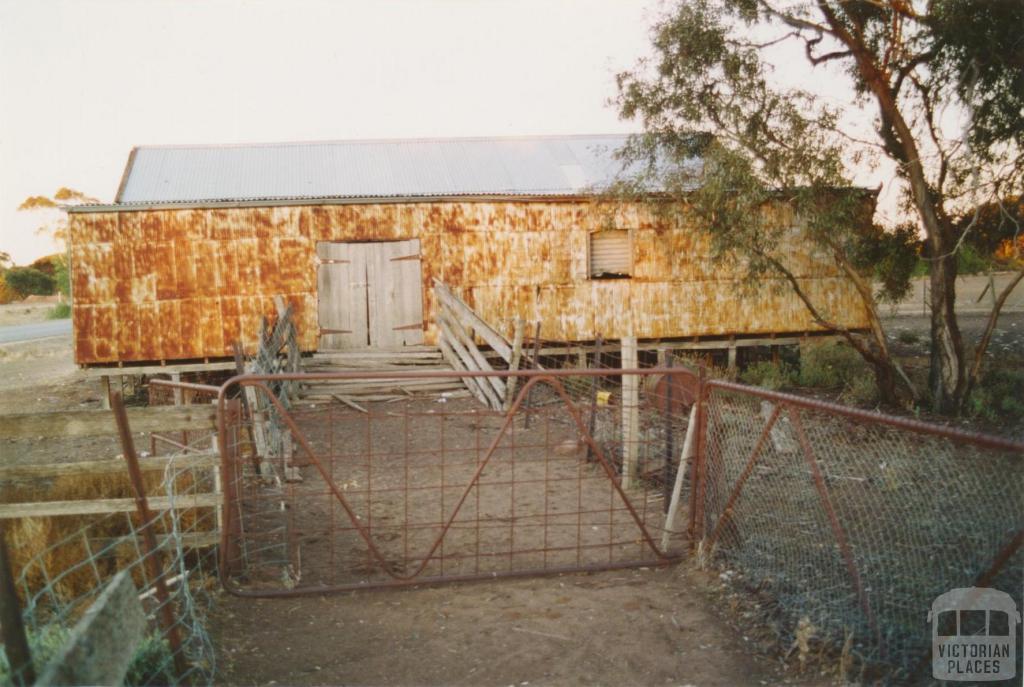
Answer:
[209, 566, 802, 687]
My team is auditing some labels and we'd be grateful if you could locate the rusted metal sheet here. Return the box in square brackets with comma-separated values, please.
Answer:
[68, 200, 869, 364]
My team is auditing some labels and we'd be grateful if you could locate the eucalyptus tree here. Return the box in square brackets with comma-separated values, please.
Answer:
[615, 0, 1022, 412]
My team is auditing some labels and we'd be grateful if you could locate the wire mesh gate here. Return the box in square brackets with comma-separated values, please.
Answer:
[214, 368, 697, 595]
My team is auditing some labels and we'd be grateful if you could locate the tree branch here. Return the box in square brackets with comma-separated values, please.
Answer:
[966, 267, 1024, 402]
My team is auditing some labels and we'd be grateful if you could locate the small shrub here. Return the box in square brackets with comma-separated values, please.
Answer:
[842, 372, 879, 406]
[967, 367, 1024, 423]
[798, 342, 865, 390]
[896, 330, 919, 345]
[47, 301, 71, 319]
[3, 266, 55, 297]
[740, 361, 796, 390]
[124, 634, 175, 686]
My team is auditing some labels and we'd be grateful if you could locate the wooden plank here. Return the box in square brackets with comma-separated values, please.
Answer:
[35, 571, 146, 687]
[437, 314, 502, 409]
[504, 318, 526, 410]
[621, 336, 639, 489]
[317, 242, 369, 349]
[244, 383, 269, 462]
[433, 279, 512, 362]
[480, 335, 837, 361]
[437, 337, 490, 407]
[366, 241, 395, 347]
[384, 239, 425, 346]
[81, 360, 236, 377]
[0, 492, 222, 520]
[662, 405, 698, 550]
[0, 451, 218, 480]
[438, 305, 506, 400]
[0, 405, 217, 440]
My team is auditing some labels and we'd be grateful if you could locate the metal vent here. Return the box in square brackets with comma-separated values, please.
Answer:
[589, 230, 631, 277]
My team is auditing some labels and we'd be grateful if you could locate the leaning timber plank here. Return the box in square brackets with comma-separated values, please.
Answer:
[330, 394, 368, 413]
[35, 571, 146, 687]
[301, 379, 465, 389]
[0, 493, 223, 520]
[0, 451, 219, 480]
[0, 405, 217, 440]
[439, 307, 506, 401]
[437, 337, 490, 407]
[311, 349, 441, 359]
[504, 318, 526, 410]
[433, 279, 512, 362]
[304, 360, 451, 370]
[300, 382, 464, 397]
[437, 315, 502, 409]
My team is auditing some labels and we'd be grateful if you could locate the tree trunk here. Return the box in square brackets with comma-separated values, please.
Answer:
[871, 357, 900, 406]
[928, 244, 967, 412]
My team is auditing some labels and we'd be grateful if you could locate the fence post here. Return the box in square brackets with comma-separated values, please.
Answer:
[621, 336, 639, 489]
[110, 391, 189, 683]
[34, 571, 146, 687]
[0, 523, 34, 687]
[688, 366, 708, 549]
[585, 335, 603, 463]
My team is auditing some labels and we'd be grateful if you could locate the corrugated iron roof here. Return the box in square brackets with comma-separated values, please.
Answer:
[114, 134, 646, 205]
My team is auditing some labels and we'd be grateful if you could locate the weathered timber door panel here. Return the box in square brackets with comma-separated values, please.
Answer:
[317, 242, 369, 349]
[317, 240, 424, 349]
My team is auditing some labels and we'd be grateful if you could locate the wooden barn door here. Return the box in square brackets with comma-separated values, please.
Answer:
[317, 239, 424, 349]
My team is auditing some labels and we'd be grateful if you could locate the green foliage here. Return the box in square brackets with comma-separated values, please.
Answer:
[955, 243, 992, 275]
[798, 342, 877, 404]
[849, 223, 920, 304]
[896, 330, 920, 345]
[0, 627, 174, 687]
[967, 366, 1024, 423]
[3, 266, 55, 297]
[739, 360, 796, 390]
[930, 0, 1024, 154]
[54, 255, 70, 297]
[614, 0, 1024, 412]
[0, 626, 68, 684]
[47, 301, 71, 319]
[124, 634, 175, 686]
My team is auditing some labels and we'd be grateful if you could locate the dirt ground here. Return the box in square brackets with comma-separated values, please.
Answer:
[2, 300, 1021, 687]
[209, 566, 805, 687]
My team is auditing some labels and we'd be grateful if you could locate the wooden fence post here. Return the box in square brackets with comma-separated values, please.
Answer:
[0, 523, 34, 686]
[34, 571, 146, 687]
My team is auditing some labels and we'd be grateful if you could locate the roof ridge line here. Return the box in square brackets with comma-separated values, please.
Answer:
[128, 133, 638, 151]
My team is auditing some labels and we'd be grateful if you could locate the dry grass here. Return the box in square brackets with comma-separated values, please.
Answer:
[4, 468, 206, 605]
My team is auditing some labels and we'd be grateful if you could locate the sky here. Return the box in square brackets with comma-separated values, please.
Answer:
[0, 0, 893, 266]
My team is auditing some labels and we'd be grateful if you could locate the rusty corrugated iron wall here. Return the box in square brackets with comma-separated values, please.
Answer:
[68, 200, 868, 365]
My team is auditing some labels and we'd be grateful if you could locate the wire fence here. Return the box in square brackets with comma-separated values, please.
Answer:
[2, 448, 220, 687]
[215, 358, 700, 595]
[693, 380, 1024, 680]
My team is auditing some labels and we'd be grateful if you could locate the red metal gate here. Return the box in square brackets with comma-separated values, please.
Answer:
[214, 368, 696, 596]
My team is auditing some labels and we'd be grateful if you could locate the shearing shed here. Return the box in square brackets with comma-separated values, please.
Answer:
[66, 134, 869, 369]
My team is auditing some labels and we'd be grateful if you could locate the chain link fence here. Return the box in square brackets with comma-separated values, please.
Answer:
[694, 380, 1024, 680]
